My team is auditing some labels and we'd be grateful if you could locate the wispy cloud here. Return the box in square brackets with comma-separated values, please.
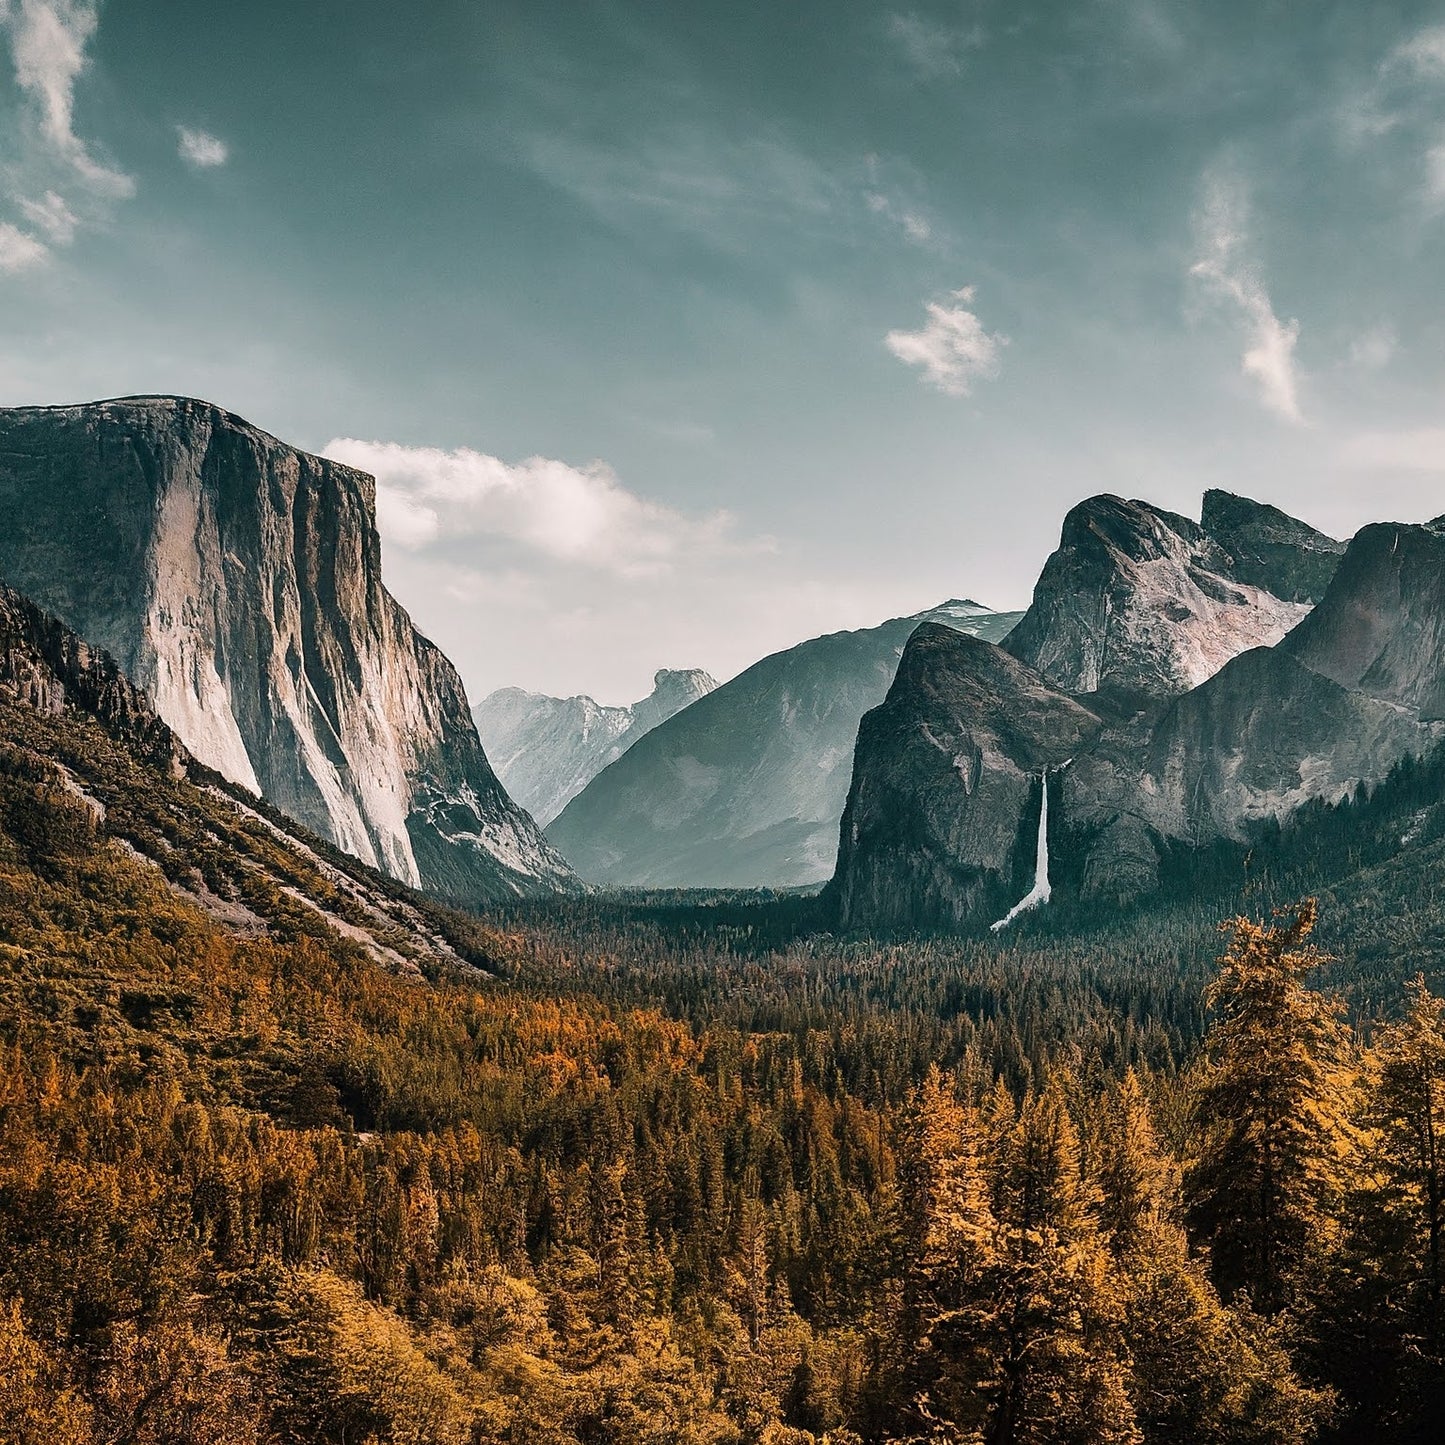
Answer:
[177, 125, 229, 169]
[865, 190, 931, 244]
[0, 0, 133, 196]
[0, 0, 131, 273]
[1340, 25, 1445, 207]
[886, 11, 984, 79]
[1349, 323, 1396, 371]
[517, 125, 846, 257]
[1390, 26, 1445, 79]
[1188, 169, 1302, 423]
[323, 438, 760, 579]
[0, 219, 48, 271]
[885, 286, 1006, 397]
[16, 187, 75, 241]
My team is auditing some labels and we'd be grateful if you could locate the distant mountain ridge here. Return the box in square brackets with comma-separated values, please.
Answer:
[0, 396, 575, 906]
[475, 667, 717, 826]
[545, 599, 1023, 888]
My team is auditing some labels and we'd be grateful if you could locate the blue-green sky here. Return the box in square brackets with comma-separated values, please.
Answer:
[4, 1, 1445, 703]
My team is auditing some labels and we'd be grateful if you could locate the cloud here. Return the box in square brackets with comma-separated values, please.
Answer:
[886, 12, 984, 79]
[1349, 324, 1396, 371]
[885, 286, 1006, 397]
[17, 188, 75, 241]
[323, 438, 756, 578]
[1390, 25, 1445, 79]
[865, 190, 932, 244]
[1188, 170, 1302, 423]
[0, 0, 133, 197]
[177, 125, 229, 168]
[0, 220, 47, 271]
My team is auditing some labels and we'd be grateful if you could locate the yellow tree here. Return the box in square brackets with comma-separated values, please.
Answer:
[1185, 901, 1353, 1314]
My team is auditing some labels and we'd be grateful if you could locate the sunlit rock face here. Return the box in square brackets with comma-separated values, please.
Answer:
[0, 396, 575, 904]
[1002, 494, 1315, 700]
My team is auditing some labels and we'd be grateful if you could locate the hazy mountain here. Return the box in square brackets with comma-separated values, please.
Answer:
[829, 493, 1396, 931]
[475, 667, 717, 826]
[545, 600, 1023, 888]
[0, 397, 575, 906]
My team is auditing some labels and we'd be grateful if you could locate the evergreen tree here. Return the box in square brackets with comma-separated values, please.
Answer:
[1186, 901, 1352, 1313]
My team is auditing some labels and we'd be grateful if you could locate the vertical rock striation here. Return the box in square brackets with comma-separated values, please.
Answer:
[0, 396, 574, 904]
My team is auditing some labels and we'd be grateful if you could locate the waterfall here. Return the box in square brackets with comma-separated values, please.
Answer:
[990, 770, 1052, 932]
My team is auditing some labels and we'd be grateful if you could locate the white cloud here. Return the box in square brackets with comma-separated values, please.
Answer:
[885, 286, 1006, 397]
[0, 220, 47, 271]
[323, 438, 754, 578]
[1390, 25, 1445, 78]
[177, 125, 229, 169]
[886, 12, 983, 79]
[17, 188, 75, 241]
[0, 0, 133, 197]
[1188, 170, 1303, 423]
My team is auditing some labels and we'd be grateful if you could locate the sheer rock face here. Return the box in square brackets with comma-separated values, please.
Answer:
[830, 494, 1445, 932]
[0, 397, 574, 903]
[1280, 521, 1445, 717]
[831, 625, 1102, 931]
[544, 601, 1023, 889]
[475, 667, 717, 827]
[1200, 489, 1346, 604]
[1002, 494, 1316, 698]
[0, 579, 182, 773]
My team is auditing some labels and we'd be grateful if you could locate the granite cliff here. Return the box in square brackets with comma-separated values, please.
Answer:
[0, 397, 574, 905]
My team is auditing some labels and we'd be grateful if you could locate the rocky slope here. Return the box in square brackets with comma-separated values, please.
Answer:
[0, 397, 574, 905]
[830, 492, 1401, 931]
[1, 579, 505, 974]
[475, 667, 717, 826]
[546, 601, 1023, 888]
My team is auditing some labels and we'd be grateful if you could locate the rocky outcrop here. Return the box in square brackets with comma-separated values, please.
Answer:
[0, 397, 574, 904]
[475, 667, 717, 826]
[0, 579, 182, 772]
[831, 625, 1102, 931]
[1001, 495, 1316, 698]
[1200, 489, 1345, 604]
[828, 492, 1445, 933]
[546, 601, 1023, 888]
[1279, 521, 1445, 716]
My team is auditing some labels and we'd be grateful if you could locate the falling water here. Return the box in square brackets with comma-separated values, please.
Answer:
[990, 770, 1051, 933]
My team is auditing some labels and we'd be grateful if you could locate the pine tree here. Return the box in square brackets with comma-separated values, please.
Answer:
[1185, 901, 1352, 1313]
[894, 1065, 1000, 1438]
[985, 1077, 1138, 1445]
[1370, 975, 1445, 1345]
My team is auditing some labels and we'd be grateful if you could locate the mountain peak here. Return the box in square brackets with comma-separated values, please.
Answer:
[1200, 489, 1344, 603]
[475, 665, 718, 826]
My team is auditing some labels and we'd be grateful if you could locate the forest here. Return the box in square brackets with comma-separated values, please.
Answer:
[2, 694, 1445, 1444]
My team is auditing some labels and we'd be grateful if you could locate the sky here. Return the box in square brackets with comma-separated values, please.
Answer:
[3, 1, 1445, 705]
